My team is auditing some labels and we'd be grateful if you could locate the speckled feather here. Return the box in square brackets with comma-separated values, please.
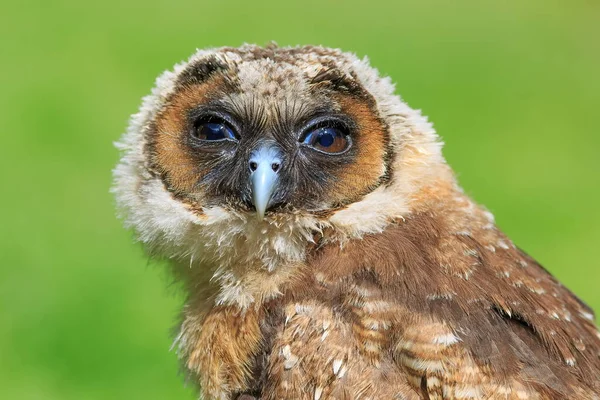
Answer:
[113, 44, 600, 399]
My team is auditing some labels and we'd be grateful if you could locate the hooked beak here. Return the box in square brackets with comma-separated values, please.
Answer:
[249, 145, 282, 220]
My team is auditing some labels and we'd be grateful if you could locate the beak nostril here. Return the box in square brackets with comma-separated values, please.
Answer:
[271, 162, 280, 172]
[249, 161, 258, 172]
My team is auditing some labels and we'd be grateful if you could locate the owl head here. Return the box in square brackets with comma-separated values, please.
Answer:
[113, 44, 450, 279]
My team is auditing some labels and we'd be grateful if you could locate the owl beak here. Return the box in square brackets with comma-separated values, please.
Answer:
[249, 146, 282, 220]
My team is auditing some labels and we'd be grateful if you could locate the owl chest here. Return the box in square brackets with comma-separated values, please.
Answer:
[191, 297, 423, 400]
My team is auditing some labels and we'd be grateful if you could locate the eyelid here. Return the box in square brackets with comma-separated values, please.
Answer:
[193, 111, 240, 140]
[298, 126, 352, 155]
[297, 116, 352, 142]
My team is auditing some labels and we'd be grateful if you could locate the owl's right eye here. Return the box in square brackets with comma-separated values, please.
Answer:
[192, 118, 237, 142]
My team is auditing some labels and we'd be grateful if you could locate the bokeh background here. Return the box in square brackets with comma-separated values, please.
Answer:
[1, 0, 599, 398]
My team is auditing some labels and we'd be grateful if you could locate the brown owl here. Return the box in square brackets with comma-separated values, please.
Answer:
[112, 44, 600, 399]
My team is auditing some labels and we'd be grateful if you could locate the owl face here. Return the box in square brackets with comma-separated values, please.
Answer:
[114, 45, 445, 268]
[147, 47, 390, 219]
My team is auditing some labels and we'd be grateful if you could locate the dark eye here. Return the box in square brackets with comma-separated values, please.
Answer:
[301, 126, 350, 154]
[192, 118, 237, 141]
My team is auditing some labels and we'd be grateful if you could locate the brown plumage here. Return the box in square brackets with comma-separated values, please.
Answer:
[113, 44, 600, 399]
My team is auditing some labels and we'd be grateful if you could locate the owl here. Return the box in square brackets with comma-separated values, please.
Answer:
[113, 44, 600, 399]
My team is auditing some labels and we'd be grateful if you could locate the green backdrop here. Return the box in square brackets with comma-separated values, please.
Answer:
[1, 1, 599, 399]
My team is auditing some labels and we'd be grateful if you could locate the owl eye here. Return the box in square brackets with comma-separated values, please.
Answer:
[300, 125, 350, 154]
[192, 118, 237, 141]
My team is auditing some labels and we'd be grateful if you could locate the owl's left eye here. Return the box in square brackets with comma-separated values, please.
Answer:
[192, 118, 237, 141]
[300, 125, 351, 154]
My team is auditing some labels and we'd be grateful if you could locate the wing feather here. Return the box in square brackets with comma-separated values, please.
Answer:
[302, 204, 600, 398]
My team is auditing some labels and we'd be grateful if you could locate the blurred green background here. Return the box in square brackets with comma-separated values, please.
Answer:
[1, 0, 599, 398]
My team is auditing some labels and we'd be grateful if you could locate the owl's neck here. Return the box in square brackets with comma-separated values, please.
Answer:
[187, 183, 460, 310]
[178, 208, 321, 309]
